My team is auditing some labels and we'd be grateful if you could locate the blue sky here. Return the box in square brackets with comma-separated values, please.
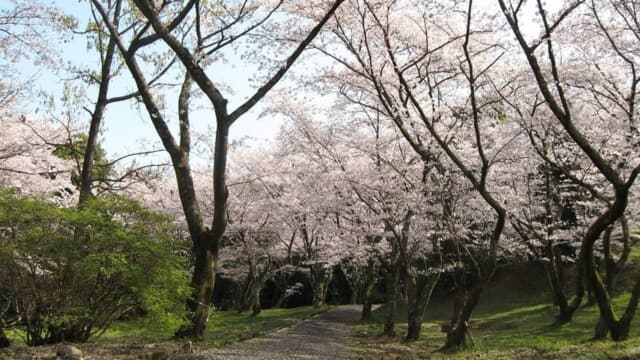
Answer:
[18, 0, 292, 162]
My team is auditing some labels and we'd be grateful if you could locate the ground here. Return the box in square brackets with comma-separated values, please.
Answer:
[351, 262, 640, 359]
[175, 305, 361, 360]
[5, 262, 640, 359]
[0, 306, 360, 360]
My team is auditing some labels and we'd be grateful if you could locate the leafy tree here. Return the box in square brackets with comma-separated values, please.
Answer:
[0, 189, 189, 345]
[52, 133, 112, 190]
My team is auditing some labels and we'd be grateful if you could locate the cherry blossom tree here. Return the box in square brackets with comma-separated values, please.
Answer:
[307, 0, 524, 347]
[0, 0, 75, 116]
[499, 0, 640, 340]
[269, 94, 469, 340]
[89, 0, 345, 339]
[0, 117, 76, 205]
[0, 1, 77, 204]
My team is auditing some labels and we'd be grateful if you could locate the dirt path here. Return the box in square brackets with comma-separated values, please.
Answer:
[176, 305, 362, 360]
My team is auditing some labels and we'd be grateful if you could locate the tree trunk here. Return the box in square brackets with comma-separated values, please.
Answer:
[311, 266, 331, 308]
[587, 266, 640, 341]
[251, 283, 262, 316]
[383, 261, 401, 337]
[406, 270, 440, 341]
[0, 329, 8, 348]
[594, 317, 608, 340]
[238, 267, 256, 313]
[545, 241, 583, 324]
[176, 243, 217, 340]
[361, 258, 376, 321]
[594, 222, 631, 340]
[444, 282, 482, 349]
[580, 196, 640, 341]
[78, 2, 121, 205]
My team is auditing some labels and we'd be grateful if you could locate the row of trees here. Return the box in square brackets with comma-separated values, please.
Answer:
[1, 0, 640, 351]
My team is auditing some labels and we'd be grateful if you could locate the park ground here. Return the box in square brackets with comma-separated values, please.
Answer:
[3, 263, 640, 359]
[353, 262, 640, 359]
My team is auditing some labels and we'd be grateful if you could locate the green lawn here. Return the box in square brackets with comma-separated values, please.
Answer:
[100, 305, 331, 347]
[352, 263, 640, 359]
[2, 305, 331, 359]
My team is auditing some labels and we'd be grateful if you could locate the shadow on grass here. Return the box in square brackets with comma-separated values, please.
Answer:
[351, 263, 640, 359]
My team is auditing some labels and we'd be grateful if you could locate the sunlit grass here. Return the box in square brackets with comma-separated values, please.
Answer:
[7, 305, 330, 348]
[352, 262, 640, 359]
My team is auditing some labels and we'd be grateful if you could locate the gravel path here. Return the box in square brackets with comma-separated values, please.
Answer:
[175, 305, 362, 360]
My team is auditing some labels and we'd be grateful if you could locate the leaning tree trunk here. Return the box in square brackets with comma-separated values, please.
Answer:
[361, 258, 377, 321]
[581, 196, 640, 341]
[444, 281, 482, 348]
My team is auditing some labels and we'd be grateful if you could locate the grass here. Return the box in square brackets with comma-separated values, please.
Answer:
[100, 305, 331, 347]
[1, 305, 331, 359]
[352, 262, 640, 359]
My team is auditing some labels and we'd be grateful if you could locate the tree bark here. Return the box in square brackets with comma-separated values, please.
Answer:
[406, 267, 440, 341]
[594, 221, 630, 339]
[361, 258, 376, 321]
[383, 260, 401, 337]
[176, 234, 218, 340]
[311, 266, 331, 308]
[444, 281, 481, 348]
[545, 241, 583, 324]
[0, 329, 8, 348]
[251, 284, 262, 317]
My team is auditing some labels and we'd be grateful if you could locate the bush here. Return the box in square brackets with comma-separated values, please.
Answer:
[0, 189, 190, 345]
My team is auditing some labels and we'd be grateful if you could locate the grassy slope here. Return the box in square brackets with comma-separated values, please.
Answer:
[1, 305, 330, 359]
[102, 305, 331, 347]
[353, 262, 640, 359]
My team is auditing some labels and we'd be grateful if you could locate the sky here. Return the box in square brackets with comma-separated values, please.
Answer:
[16, 0, 293, 163]
[11, 0, 561, 163]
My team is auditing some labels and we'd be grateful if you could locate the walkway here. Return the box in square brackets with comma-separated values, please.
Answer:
[175, 305, 362, 360]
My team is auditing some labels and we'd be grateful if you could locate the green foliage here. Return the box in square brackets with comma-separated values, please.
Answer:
[52, 133, 111, 187]
[0, 189, 189, 345]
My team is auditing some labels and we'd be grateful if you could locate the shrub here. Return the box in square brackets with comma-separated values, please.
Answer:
[0, 189, 189, 345]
